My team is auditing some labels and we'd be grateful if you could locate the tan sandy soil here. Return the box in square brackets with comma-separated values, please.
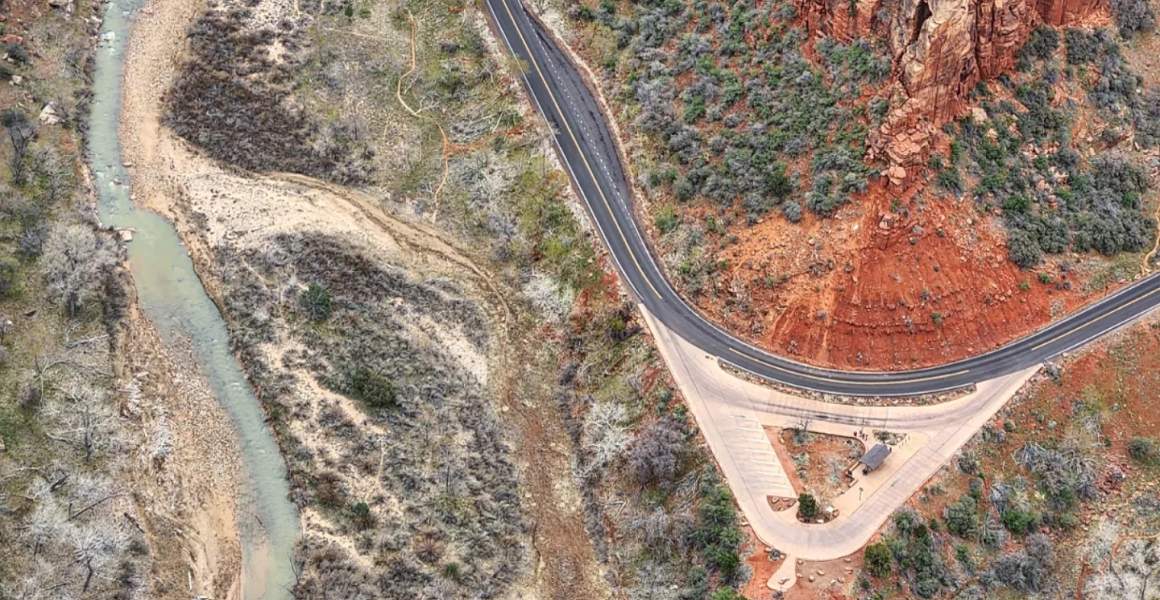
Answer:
[115, 291, 245, 599]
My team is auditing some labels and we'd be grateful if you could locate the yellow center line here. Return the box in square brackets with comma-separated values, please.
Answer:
[1030, 286, 1160, 351]
[725, 347, 970, 385]
[493, 0, 662, 299]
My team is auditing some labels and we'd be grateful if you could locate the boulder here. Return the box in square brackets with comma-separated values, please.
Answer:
[39, 102, 64, 125]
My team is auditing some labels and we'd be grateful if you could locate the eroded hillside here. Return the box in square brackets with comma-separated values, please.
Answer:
[558, 0, 1159, 369]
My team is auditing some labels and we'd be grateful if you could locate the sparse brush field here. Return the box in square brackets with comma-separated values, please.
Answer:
[563, 0, 1157, 280]
[212, 232, 526, 598]
[940, 26, 1158, 270]
[154, 0, 751, 596]
[1, 1, 166, 597]
[553, 290, 753, 599]
[556, 0, 1160, 369]
[851, 320, 1160, 599]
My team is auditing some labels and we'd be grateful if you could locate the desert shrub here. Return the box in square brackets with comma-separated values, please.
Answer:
[1015, 81, 1066, 141]
[689, 485, 744, 580]
[582, 400, 631, 475]
[40, 224, 119, 316]
[1016, 443, 1097, 510]
[1007, 229, 1042, 268]
[1110, 0, 1156, 38]
[299, 283, 332, 321]
[782, 200, 802, 223]
[1000, 507, 1037, 535]
[1090, 48, 1141, 117]
[817, 37, 890, 95]
[654, 205, 679, 234]
[865, 542, 892, 577]
[1128, 437, 1160, 466]
[937, 166, 963, 195]
[628, 417, 686, 485]
[350, 501, 374, 530]
[1136, 87, 1160, 146]
[4, 43, 29, 65]
[991, 533, 1053, 593]
[1019, 27, 1059, 63]
[343, 366, 397, 409]
[0, 260, 17, 298]
[314, 471, 345, 507]
[798, 492, 819, 520]
[1065, 28, 1104, 65]
[1090, 154, 1148, 201]
[945, 495, 979, 539]
[886, 509, 952, 598]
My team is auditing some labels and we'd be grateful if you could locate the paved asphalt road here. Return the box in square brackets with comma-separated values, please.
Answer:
[483, 0, 1160, 396]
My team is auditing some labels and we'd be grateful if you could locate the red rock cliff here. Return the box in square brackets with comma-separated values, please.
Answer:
[796, 0, 1107, 168]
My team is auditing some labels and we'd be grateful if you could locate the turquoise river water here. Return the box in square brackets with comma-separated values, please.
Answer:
[87, 0, 299, 597]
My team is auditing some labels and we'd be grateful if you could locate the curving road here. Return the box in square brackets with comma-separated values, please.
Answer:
[483, 0, 1160, 396]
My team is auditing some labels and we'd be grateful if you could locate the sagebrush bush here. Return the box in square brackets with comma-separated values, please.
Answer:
[1110, 0, 1156, 38]
[627, 417, 686, 485]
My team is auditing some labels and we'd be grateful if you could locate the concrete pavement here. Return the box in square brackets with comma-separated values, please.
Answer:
[641, 305, 1037, 584]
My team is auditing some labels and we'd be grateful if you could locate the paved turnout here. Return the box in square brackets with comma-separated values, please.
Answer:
[644, 306, 1039, 561]
[483, 0, 1160, 396]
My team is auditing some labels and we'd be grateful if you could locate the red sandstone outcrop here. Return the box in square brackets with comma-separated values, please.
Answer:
[796, 0, 1107, 167]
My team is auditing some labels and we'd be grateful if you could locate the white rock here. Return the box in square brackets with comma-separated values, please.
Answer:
[39, 102, 63, 125]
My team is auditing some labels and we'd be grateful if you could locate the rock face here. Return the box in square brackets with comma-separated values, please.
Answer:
[796, 0, 1107, 166]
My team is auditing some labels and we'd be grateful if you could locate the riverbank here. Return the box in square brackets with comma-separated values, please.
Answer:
[0, 0, 247, 596]
[96, 0, 300, 596]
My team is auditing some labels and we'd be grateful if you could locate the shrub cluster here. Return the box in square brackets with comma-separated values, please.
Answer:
[689, 484, 745, 581]
[1016, 442, 1098, 510]
[1110, 0, 1156, 39]
[164, 7, 373, 184]
[582, 0, 885, 223]
[884, 509, 954, 598]
[944, 35, 1155, 268]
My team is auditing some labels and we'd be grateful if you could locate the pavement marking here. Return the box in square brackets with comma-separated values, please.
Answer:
[493, 0, 662, 300]
[1030, 285, 1160, 351]
[725, 346, 970, 386]
[722, 413, 795, 499]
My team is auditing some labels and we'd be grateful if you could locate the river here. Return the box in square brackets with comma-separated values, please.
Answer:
[87, 0, 299, 597]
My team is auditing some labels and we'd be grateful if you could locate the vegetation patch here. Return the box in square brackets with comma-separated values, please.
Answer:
[942, 26, 1156, 268]
[164, 4, 373, 184]
[569, 0, 886, 229]
[217, 233, 524, 598]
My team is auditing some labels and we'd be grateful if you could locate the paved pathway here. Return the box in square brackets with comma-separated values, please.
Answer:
[641, 306, 1037, 571]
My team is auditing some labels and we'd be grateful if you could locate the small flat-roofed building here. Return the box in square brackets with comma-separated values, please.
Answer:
[857, 443, 892, 475]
